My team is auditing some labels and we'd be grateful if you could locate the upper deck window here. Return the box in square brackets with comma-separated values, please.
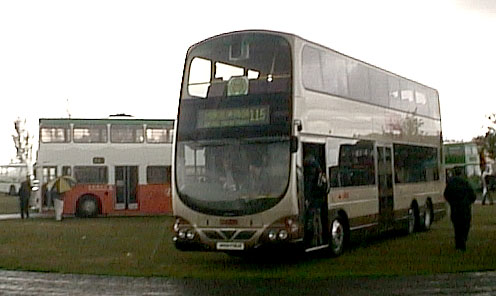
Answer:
[73, 124, 108, 143]
[302, 45, 440, 119]
[40, 125, 71, 143]
[110, 124, 144, 143]
[146, 126, 173, 143]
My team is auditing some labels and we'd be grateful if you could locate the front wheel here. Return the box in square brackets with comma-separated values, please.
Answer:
[77, 195, 99, 218]
[329, 216, 347, 257]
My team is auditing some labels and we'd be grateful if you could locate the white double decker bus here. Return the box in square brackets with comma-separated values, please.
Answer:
[34, 117, 174, 217]
[172, 30, 445, 255]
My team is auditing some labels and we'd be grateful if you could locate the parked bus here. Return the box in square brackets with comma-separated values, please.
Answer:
[34, 118, 174, 217]
[444, 142, 481, 178]
[0, 163, 29, 195]
[172, 30, 446, 255]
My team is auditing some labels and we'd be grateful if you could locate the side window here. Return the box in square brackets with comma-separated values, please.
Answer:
[146, 166, 171, 184]
[146, 126, 172, 143]
[369, 69, 389, 106]
[73, 124, 108, 143]
[327, 139, 375, 188]
[394, 144, 439, 183]
[40, 126, 71, 143]
[347, 61, 371, 102]
[321, 51, 348, 97]
[388, 76, 401, 110]
[74, 166, 108, 184]
[110, 124, 144, 143]
[302, 46, 323, 91]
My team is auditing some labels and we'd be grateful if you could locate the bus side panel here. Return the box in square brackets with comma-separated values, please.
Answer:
[62, 184, 172, 215]
[63, 184, 113, 215]
[328, 186, 379, 229]
[137, 184, 172, 214]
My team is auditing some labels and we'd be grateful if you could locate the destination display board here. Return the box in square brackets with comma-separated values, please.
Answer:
[197, 106, 269, 128]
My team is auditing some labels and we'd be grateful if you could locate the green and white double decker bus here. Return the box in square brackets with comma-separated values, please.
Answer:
[172, 30, 446, 255]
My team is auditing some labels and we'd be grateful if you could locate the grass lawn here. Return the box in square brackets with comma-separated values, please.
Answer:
[0, 193, 19, 214]
[0, 204, 495, 279]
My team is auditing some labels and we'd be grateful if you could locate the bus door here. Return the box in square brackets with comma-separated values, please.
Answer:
[115, 166, 138, 210]
[302, 143, 328, 247]
[376, 145, 394, 227]
[42, 166, 57, 208]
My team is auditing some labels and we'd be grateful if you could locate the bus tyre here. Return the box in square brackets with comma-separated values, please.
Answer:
[77, 195, 99, 218]
[329, 215, 347, 257]
[9, 185, 17, 196]
[422, 201, 434, 231]
[407, 204, 419, 234]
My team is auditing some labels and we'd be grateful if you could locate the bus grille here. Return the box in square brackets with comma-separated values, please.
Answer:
[202, 230, 256, 241]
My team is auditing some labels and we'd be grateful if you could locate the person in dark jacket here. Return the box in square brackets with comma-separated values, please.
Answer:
[443, 168, 476, 251]
[18, 176, 31, 219]
[303, 154, 327, 246]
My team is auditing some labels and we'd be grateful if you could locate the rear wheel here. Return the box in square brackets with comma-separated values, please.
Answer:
[77, 195, 99, 218]
[407, 204, 420, 234]
[329, 216, 347, 257]
[423, 201, 434, 231]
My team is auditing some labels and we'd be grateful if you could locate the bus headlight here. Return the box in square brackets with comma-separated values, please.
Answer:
[178, 229, 187, 239]
[186, 230, 196, 240]
[278, 230, 288, 240]
[268, 230, 277, 241]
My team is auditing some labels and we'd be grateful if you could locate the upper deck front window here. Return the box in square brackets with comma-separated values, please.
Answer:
[184, 33, 291, 99]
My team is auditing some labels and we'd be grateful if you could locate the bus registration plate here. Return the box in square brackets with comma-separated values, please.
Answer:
[216, 242, 245, 250]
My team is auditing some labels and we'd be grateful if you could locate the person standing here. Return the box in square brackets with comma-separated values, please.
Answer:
[444, 168, 476, 251]
[481, 164, 494, 205]
[50, 185, 63, 221]
[303, 154, 327, 246]
[18, 176, 31, 219]
[482, 175, 495, 205]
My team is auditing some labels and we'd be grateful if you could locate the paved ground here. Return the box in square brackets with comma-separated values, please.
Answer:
[1, 269, 496, 295]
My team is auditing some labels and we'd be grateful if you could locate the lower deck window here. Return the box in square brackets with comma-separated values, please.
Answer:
[74, 166, 108, 184]
[327, 139, 375, 188]
[147, 166, 171, 184]
[394, 144, 439, 183]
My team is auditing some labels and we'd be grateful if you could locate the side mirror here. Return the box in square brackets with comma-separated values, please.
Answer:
[290, 136, 299, 153]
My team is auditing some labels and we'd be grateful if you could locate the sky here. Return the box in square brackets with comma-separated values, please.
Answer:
[1, 0, 495, 164]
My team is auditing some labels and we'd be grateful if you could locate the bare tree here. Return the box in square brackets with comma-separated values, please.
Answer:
[12, 118, 32, 164]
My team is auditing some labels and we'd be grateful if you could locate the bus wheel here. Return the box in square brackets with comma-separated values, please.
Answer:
[329, 215, 347, 257]
[9, 185, 17, 196]
[407, 204, 419, 234]
[423, 201, 434, 231]
[77, 195, 99, 218]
